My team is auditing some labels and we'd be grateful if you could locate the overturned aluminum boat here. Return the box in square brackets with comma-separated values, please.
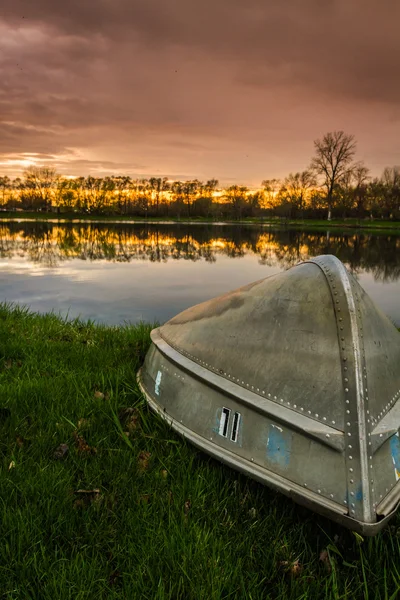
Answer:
[138, 255, 400, 535]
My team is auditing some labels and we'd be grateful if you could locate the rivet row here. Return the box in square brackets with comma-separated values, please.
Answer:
[162, 333, 342, 426]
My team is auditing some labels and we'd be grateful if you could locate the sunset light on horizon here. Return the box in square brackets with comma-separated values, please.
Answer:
[1, 0, 399, 186]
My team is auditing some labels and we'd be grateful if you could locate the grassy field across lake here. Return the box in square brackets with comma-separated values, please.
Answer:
[1, 305, 400, 599]
[1, 211, 400, 233]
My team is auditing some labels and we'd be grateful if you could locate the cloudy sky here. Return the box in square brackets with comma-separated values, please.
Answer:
[1, 0, 399, 185]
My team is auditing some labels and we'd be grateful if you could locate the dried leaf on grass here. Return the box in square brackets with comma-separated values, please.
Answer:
[73, 431, 97, 455]
[289, 560, 303, 578]
[53, 443, 69, 460]
[118, 407, 135, 420]
[16, 435, 26, 448]
[8, 460, 16, 470]
[126, 414, 139, 433]
[240, 491, 249, 506]
[279, 559, 303, 578]
[184, 499, 191, 515]
[319, 549, 332, 573]
[3, 359, 22, 369]
[73, 488, 102, 508]
[119, 407, 140, 433]
[137, 451, 151, 472]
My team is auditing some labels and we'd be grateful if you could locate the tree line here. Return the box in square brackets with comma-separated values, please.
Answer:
[0, 131, 399, 220]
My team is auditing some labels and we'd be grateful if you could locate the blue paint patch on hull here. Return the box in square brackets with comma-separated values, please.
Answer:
[390, 432, 400, 481]
[266, 425, 292, 468]
[355, 485, 363, 502]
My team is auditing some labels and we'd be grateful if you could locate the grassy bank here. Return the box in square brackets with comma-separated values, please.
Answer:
[1, 305, 400, 599]
[1, 211, 400, 233]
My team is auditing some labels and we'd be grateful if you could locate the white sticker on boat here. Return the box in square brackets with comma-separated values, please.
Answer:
[271, 424, 283, 433]
[219, 407, 231, 437]
[155, 370, 162, 396]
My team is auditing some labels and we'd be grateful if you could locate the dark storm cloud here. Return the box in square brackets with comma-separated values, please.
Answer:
[3, 0, 399, 101]
[0, 0, 399, 182]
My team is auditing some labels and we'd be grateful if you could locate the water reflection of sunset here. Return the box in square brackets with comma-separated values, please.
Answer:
[0, 222, 399, 283]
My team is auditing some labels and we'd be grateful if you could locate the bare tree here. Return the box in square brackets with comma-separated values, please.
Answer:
[196, 179, 219, 218]
[261, 179, 281, 210]
[310, 131, 357, 220]
[182, 180, 201, 217]
[114, 175, 132, 214]
[224, 185, 248, 220]
[353, 162, 370, 188]
[381, 166, 400, 217]
[203, 179, 219, 199]
[280, 170, 317, 216]
[352, 162, 370, 216]
[23, 166, 59, 210]
[84, 176, 106, 213]
[149, 177, 169, 215]
[0, 176, 11, 208]
[170, 180, 185, 218]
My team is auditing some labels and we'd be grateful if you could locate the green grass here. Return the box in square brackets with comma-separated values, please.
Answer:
[1, 304, 400, 599]
[1, 211, 400, 233]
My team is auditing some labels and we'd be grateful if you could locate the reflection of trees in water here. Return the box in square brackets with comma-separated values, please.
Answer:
[0, 222, 65, 267]
[0, 222, 399, 282]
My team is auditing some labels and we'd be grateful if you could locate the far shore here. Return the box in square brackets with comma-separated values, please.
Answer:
[1, 211, 400, 232]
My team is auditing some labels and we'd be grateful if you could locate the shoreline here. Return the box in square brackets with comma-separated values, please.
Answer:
[1, 212, 400, 232]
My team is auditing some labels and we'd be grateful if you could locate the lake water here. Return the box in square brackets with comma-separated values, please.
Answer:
[0, 221, 399, 326]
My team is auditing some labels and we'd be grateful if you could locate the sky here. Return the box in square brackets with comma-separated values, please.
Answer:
[1, 0, 399, 186]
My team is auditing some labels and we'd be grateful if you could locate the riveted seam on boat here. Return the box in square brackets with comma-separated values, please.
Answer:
[158, 328, 345, 430]
[370, 390, 400, 423]
[306, 255, 373, 517]
[353, 287, 378, 498]
[346, 268, 373, 520]
[158, 329, 341, 428]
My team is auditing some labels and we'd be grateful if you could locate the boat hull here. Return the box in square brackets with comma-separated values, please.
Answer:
[138, 255, 400, 534]
[138, 329, 399, 535]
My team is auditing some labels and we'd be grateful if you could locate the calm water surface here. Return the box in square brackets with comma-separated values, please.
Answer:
[0, 221, 399, 326]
